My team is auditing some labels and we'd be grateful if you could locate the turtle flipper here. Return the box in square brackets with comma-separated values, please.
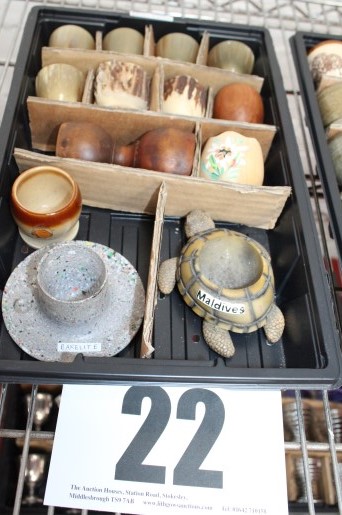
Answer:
[264, 304, 285, 343]
[157, 257, 178, 294]
[202, 320, 235, 358]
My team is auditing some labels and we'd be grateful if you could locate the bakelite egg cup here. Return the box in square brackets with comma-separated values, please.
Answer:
[11, 166, 82, 249]
[36, 242, 109, 326]
[213, 83, 264, 124]
[56, 122, 196, 176]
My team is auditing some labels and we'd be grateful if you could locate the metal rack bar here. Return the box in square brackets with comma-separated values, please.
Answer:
[323, 390, 342, 512]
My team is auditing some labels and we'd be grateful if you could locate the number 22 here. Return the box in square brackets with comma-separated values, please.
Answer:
[115, 386, 225, 488]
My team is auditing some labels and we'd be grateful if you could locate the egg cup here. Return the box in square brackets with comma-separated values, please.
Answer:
[11, 166, 82, 249]
[94, 60, 149, 110]
[103, 27, 144, 54]
[156, 32, 199, 63]
[35, 63, 85, 102]
[307, 40, 342, 86]
[48, 24, 95, 49]
[317, 81, 342, 127]
[208, 40, 255, 74]
[162, 75, 207, 117]
[200, 131, 264, 185]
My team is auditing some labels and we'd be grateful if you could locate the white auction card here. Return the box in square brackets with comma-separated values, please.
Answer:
[44, 385, 288, 515]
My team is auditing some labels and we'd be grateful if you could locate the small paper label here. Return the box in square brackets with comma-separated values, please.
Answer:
[196, 290, 245, 314]
[57, 342, 102, 353]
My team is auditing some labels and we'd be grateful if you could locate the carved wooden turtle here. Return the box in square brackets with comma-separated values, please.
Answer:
[157, 210, 285, 358]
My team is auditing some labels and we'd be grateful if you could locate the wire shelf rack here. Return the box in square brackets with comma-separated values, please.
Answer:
[0, 0, 342, 514]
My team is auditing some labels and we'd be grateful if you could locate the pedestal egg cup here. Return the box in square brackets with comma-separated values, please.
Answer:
[208, 40, 255, 74]
[11, 166, 82, 249]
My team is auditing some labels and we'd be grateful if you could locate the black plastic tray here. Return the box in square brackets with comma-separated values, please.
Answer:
[0, 6, 341, 388]
[291, 31, 342, 265]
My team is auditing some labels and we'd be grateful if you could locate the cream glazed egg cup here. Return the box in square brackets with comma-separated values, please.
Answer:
[103, 27, 144, 54]
[156, 33, 199, 63]
[208, 40, 255, 74]
[35, 63, 85, 102]
[48, 24, 95, 49]
[11, 166, 82, 249]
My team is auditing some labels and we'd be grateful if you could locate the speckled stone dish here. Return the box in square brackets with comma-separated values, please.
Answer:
[1, 241, 145, 362]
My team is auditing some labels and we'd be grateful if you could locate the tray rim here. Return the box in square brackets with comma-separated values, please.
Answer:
[0, 6, 341, 388]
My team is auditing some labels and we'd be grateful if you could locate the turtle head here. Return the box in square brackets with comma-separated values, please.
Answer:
[184, 210, 215, 239]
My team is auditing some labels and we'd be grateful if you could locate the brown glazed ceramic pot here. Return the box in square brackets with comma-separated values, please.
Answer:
[11, 166, 82, 249]
[213, 83, 264, 124]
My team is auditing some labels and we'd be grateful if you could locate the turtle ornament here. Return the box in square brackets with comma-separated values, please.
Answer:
[157, 210, 285, 358]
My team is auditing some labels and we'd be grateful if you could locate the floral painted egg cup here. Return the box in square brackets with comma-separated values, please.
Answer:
[200, 131, 264, 186]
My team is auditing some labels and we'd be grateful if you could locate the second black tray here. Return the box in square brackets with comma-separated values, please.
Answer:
[291, 31, 342, 265]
